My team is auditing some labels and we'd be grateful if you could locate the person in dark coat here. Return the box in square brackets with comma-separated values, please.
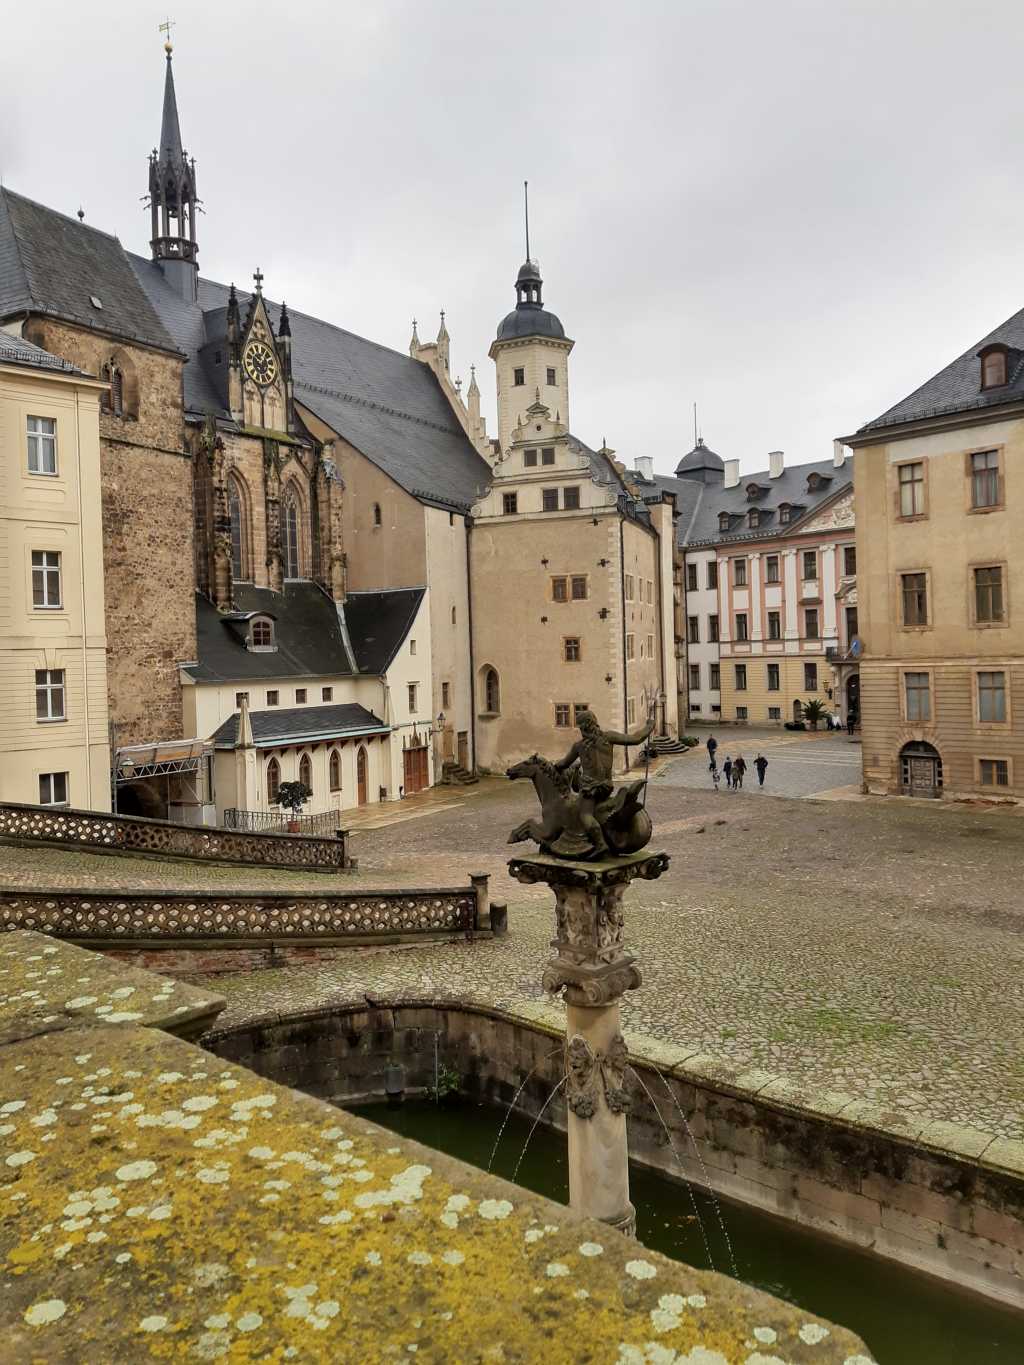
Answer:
[733, 755, 747, 789]
[755, 754, 768, 787]
[706, 734, 718, 764]
[722, 756, 733, 789]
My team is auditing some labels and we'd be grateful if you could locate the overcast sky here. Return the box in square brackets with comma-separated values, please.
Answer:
[3, 1, 1023, 475]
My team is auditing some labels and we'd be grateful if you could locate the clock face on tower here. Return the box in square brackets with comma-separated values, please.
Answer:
[243, 340, 279, 387]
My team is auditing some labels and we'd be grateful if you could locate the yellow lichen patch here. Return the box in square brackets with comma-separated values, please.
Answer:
[0, 1015, 872, 1363]
[0, 930, 224, 1044]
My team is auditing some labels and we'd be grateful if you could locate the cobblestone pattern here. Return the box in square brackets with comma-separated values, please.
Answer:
[0, 889, 476, 942]
[0, 801, 347, 871]
[204, 775, 1024, 1144]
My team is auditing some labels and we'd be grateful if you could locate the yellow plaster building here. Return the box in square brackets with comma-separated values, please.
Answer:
[0, 336, 111, 809]
[848, 315, 1024, 799]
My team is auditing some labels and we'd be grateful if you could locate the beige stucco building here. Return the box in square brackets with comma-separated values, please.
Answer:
[848, 314, 1024, 799]
[0, 335, 111, 809]
[470, 260, 679, 771]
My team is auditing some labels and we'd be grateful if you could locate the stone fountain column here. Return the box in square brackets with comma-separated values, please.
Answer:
[509, 849, 670, 1238]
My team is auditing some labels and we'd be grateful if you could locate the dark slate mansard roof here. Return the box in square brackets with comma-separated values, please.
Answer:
[186, 583, 425, 685]
[0, 188, 179, 355]
[127, 260, 493, 512]
[210, 703, 389, 750]
[858, 303, 1024, 434]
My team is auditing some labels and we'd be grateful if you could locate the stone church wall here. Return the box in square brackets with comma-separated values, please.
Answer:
[24, 319, 195, 747]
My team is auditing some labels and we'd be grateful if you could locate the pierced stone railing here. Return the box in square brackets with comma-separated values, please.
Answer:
[0, 801, 348, 872]
[0, 881, 489, 947]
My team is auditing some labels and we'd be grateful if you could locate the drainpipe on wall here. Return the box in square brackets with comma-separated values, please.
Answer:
[652, 520, 667, 737]
[74, 388, 96, 808]
[465, 515, 477, 773]
[619, 518, 629, 770]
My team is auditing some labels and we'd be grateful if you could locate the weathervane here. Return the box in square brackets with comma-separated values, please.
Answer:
[159, 17, 175, 51]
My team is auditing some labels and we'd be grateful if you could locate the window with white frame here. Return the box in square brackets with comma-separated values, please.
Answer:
[554, 702, 571, 727]
[803, 662, 817, 691]
[625, 633, 635, 661]
[38, 771, 68, 807]
[710, 663, 721, 690]
[627, 697, 636, 725]
[32, 551, 62, 608]
[27, 416, 57, 475]
[408, 682, 418, 712]
[35, 669, 65, 721]
[767, 706, 781, 721]
[688, 664, 700, 690]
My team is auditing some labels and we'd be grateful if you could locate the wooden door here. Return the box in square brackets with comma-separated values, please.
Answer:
[458, 731, 469, 769]
[442, 726, 455, 761]
[419, 745, 429, 789]
[357, 746, 368, 805]
[908, 756, 937, 798]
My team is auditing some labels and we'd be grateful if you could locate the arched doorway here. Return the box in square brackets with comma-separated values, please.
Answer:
[900, 741, 942, 798]
[356, 746, 368, 806]
[792, 699, 803, 724]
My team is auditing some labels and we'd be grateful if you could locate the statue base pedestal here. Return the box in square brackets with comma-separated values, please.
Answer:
[508, 850, 669, 1238]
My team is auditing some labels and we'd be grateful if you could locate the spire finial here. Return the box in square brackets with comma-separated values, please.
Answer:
[159, 16, 175, 54]
[253, 266, 264, 295]
[524, 180, 530, 261]
[77, 207, 85, 222]
[278, 300, 291, 337]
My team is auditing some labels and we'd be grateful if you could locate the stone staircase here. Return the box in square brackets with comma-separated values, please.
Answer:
[641, 735, 692, 758]
[441, 761, 479, 787]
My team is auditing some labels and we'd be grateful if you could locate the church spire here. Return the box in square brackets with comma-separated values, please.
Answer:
[148, 29, 199, 300]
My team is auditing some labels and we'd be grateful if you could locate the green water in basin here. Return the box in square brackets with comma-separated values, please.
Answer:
[352, 1098, 1024, 1365]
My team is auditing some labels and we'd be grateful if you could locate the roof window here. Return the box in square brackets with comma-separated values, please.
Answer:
[248, 616, 277, 652]
[979, 344, 1009, 391]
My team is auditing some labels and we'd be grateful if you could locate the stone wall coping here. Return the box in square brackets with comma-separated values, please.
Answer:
[5, 886, 481, 905]
[205, 988, 1024, 1188]
[0, 798, 339, 846]
[0, 943, 869, 1361]
[0, 930, 225, 1043]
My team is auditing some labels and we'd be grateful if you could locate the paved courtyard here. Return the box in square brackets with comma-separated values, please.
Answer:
[654, 729, 863, 800]
[4, 769, 1024, 1143]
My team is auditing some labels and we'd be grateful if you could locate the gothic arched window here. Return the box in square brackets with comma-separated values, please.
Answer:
[266, 757, 281, 804]
[282, 491, 301, 579]
[299, 752, 313, 793]
[228, 476, 249, 580]
[483, 667, 500, 715]
[329, 749, 342, 792]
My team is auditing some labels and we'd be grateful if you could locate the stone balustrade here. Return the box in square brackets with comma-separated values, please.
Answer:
[0, 799, 349, 872]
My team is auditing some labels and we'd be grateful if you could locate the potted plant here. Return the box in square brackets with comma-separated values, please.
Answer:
[432, 1061, 461, 1108]
[801, 698, 827, 732]
[274, 780, 312, 833]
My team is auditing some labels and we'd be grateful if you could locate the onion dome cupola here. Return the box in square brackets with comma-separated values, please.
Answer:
[495, 258, 566, 342]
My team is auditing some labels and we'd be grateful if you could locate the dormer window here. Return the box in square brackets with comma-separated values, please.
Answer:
[748, 509, 760, 528]
[248, 616, 277, 652]
[778, 504, 791, 524]
[745, 482, 765, 501]
[980, 345, 1009, 390]
[806, 472, 831, 493]
[718, 512, 731, 532]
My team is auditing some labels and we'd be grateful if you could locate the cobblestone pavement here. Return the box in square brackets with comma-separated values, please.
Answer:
[654, 730, 863, 800]
[5, 776, 1024, 1140]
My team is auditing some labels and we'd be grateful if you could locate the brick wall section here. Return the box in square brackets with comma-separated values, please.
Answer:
[24, 319, 194, 746]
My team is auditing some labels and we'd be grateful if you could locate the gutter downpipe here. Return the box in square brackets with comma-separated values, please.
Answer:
[465, 515, 477, 773]
[619, 517, 629, 771]
[652, 519, 668, 737]
[75, 387, 97, 807]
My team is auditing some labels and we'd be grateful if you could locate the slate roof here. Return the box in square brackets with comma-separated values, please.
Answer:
[859, 303, 1024, 434]
[345, 589, 426, 674]
[185, 583, 423, 685]
[210, 702, 388, 750]
[127, 258, 493, 511]
[683, 456, 852, 547]
[0, 333, 85, 375]
[631, 452, 852, 549]
[0, 188, 179, 354]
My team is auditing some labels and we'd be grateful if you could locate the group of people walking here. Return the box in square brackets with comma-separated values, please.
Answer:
[706, 735, 768, 792]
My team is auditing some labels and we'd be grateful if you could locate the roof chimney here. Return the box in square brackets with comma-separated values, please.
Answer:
[769, 450, 784, 479]
[723, 458, 740, 489]
[833, 439, 847, 469]
[634, 455, 654, 482]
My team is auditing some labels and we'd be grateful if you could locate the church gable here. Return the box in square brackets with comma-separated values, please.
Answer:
[237, 283, 289, 433]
